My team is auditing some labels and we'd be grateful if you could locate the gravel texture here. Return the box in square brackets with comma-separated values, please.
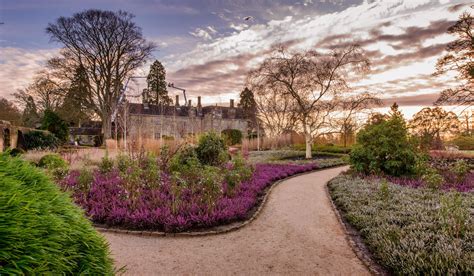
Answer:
[103, 166, 369, 275]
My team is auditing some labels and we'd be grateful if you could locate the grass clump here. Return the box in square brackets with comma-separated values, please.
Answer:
[0, 153, 113, 274]
[328, 175, 474, 274]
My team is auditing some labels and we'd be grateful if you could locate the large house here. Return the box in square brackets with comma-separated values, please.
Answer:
[127, 95, 247, 140]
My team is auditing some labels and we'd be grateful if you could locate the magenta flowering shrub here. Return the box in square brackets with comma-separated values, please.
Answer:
[364, 171, 474, 192]
[61, 162, 320, 232]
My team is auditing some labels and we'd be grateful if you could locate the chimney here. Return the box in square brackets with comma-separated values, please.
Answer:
[175, 95, 179, 106]
[188, 100, 192, 107]
[197, 96, 202, 108]
[230, 99, 234, 108]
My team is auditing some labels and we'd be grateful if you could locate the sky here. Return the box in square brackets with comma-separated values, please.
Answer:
[0, 0, 471, 118]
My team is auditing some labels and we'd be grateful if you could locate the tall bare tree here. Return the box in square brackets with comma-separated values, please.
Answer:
[249, 45, 369, 158]
[435, 8, 473, 106]
[248, 79, 298, 137]
[46, 9, 155, 139]
[334, 92, 382, 147]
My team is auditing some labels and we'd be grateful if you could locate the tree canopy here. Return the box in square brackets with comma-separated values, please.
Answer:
[46, 9, 155, 139]
[435, 8, 473, 106]
[248, 45, 370, 158]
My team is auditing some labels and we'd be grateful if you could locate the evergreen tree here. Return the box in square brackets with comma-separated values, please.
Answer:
[389, 102, 404, 119]
[58, 65, 92, 126]
[146, 60, 172, 106]
[41, 109, 69, 142]
[238, 87, 257, 134]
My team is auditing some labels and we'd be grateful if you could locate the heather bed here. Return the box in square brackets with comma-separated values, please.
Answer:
[328, 175, 474, 274]
[61, 159, 345, 232]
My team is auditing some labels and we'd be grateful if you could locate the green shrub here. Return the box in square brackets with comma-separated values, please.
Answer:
[77, 168, 93, 192]
[350, 115, 419, 176]
[99, 154, 114, 174]
[439, 193, 469, 239]
[451, 160, 470, 182]
[0, 153, 113, 274]
[224, 154, 253, 195]
[196, 132, 228, 166]
[38, 154, 69, 180]
[421, 167, 444, 190]
[452, 135, 474, 150]
[23, 131, 59, 150]
[8, 148, 25, 157]
[169, 145, 200, 172]
[222, 129, 243, 146]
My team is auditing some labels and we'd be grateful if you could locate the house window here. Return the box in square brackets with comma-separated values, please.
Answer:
[154, 132, 161, 139]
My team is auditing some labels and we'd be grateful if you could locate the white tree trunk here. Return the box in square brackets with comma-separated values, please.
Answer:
[305, 133, 312, 159]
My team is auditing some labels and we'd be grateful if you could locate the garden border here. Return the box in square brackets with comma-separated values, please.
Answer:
[96, 164, 347, 237]
[325, 179, 389, 276]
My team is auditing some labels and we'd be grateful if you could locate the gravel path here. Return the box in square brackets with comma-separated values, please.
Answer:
[103, 166, 369, 275]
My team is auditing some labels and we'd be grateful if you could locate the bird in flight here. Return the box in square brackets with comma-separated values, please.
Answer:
[243, 16, 253, 21]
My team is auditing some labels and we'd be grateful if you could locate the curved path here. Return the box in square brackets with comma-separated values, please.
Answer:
[102, 166, 369, 275]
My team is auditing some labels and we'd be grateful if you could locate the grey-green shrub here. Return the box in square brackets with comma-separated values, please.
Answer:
[0, 153, 113, 274]
[328, 175, 474, 274]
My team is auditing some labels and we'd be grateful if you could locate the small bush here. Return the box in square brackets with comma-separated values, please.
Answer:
[422, 167, 444, 190]
[196, 132, 228, 166]
[23, 131, 59, 150]
[451, 160, 469, 182]
[169, 145, 200, 172]
[0, 153, 113, 274]
[439, 193, 469, 238]
[222, 129, 243, 146]
[99, 154, 114, 174]
[8, 148, 25, 157]
[38, 154, 69, 180]
[350, 115, 419, 176]
[224, 154, 253, 195]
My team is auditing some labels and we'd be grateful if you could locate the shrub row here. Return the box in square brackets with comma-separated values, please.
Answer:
[60, 161, 335, 232]
[328, 175, 473, 275]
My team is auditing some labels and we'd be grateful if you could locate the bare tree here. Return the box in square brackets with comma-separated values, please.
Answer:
[13, 72, 64, 112]
[249, 80, 298, 137]
[249, 45, 369, 158]
[46, 9, 155, 139]
[409, 107, 460, 149]
[435, 8, 473, 106]
[334, 92, 382, 147]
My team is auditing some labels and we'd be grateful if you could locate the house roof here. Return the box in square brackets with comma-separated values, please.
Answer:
[128, 103, 245, 119]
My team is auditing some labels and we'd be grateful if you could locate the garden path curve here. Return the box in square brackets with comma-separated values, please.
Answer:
[103, 166, 369, 275]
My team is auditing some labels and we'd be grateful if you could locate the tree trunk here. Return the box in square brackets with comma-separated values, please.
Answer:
[305, 132, 312, 159]
[102, 113, 112, 142]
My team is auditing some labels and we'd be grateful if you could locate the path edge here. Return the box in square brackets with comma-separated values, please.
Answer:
[325, 177, 389, 276]
[96, 164, 348, 238]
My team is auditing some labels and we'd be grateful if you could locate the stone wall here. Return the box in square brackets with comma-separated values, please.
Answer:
[128, 114, 247, 140]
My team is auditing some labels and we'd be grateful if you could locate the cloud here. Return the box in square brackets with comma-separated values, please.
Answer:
[229, 23, 249, 31]
[189, 28, 214, 40]
[0, 47, 58, 100]
[163, 0, 464, 106]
